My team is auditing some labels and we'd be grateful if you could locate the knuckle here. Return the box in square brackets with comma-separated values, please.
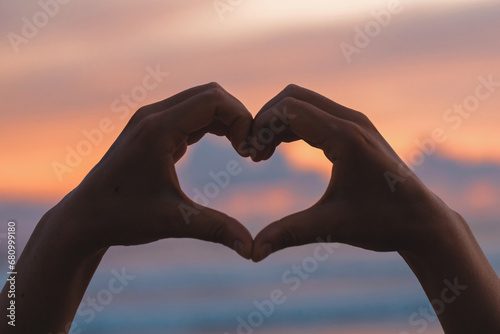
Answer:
[281, 96, 299, 109]
[284, 83, 301, 96]
[135, 113, 162, 140]
[345, 121, 363, 136]
[208, 221, 227, 244]
[344, 122, 372, 146]
[356, 110, 369, 122]
[128, 105, 152, 124]
[205, 81, 222, 90]
[355, 111, 373, 127]
[203, 83, 226, 101]
[325, 120, 338, 132]
[254, 111, 271, 129]
[252, 117, 265, 132]
[275, 225, 299, 250]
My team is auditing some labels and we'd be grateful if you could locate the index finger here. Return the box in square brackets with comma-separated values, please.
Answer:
[160, 83, 253, 157]
[256, 84, 366, 124]
[251, 97, 355, 162]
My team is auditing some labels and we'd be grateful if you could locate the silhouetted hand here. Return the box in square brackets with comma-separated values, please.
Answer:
[250, 84, 452, 261]
[64, 82, 254, 258]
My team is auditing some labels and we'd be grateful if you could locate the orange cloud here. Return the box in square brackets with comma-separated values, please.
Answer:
[1, 1, 500, 202]
[465, 182, 499, 211]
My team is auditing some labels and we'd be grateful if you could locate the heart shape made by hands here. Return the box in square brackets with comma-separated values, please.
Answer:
[73, 82, 436, 264]
[14, 83, 494, 334]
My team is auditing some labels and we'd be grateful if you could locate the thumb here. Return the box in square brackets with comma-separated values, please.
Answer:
[252, 205, 334, 262]
[177, 201, 254, 259]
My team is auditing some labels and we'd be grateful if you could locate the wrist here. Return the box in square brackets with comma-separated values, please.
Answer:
[399, 188, 469, 256]
[397, 198, 476, 277]
[49, 192, 110, 258]
[397, 202, 500, 333]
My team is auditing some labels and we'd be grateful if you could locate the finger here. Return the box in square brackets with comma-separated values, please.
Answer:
[185, 120, 236, 146]
[252, 205, 334, 262]
[161, 83, 253, 157]
[251, 97, 353, 162]
[175, 201, 254, 259]
[256, 84, 366, 124]
[129, 82, 223, 123]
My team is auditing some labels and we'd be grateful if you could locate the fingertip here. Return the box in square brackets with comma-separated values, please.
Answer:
[251, 242, 273, 262]
[229, 112, 253, 157]
[226, 223, 254, 259]
[249, 149, 262, 162]
[262, 147, 276, 161]
[251, 224, 279, 262]
[233, 239, 253, 260]
[233, 138, 252, 158]
[182, 205, 254, 259]
[248, 141, 275, 162]
[251, 210, 315, 262]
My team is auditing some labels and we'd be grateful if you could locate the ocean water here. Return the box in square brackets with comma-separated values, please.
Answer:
[2, 241, 495, 334]
[1, 202, 500, 334]
[55, 249, 500, 334]
[63, 259, 430, 333]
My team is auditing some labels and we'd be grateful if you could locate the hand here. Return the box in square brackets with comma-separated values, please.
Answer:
[250, 84, 455, 262]
[62, 82, 254, 258]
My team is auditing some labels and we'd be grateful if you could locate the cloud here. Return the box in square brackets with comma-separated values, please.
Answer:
[3, 1, 500, 120]
[1, 0, 500, 202]
[350, 1, 500, 64]
[415, 151, 500, 219]
[177, 136, 500, 225]
[176, 136, 326, 227]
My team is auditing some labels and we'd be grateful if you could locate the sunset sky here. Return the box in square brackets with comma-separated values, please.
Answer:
[2, 2, 500, 333]
[1, 0, 500, 204]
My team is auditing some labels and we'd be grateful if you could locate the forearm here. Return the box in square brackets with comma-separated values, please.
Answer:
[0, 197, 108, 333]
[399, 210, 500, 333]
